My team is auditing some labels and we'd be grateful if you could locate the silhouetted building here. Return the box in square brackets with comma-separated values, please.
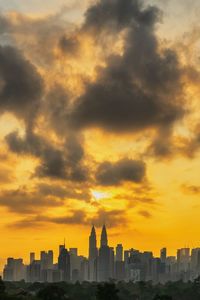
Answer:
[89, 226, 98, 281]
[116, 244, 123, 262]
[30, 253, 35, 264]
[4, 226, 200, 284]
[100, 224, 108, 247]
[177, 248, 190, 273]
[98, 225, 112, 281]
[58, 244, 70, 281]
[3, 258, 25, 281]
[28, 260, 41, 282]
[160, 248, 167, 263]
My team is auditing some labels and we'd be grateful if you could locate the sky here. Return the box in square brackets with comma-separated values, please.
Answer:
[0, 0, 200, 271]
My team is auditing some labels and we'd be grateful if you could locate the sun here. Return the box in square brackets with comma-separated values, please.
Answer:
[91, 190, 110, 201]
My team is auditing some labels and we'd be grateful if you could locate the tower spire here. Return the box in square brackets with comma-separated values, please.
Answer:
[100, 224, 108, 247]
[89, 225, 97, 259]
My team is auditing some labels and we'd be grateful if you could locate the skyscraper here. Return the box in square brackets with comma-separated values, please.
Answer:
[116, 244, 123, 262]
[89, 225, 98, 281]
[160, 248, 167, 263]
[100, 224, 108, 247]
[58, 244, 70, 281]
[98, 224, 111, 281]
[30, 253, 35, 264]
[115, 244, 125, 280]
[89, 226, 98, 259]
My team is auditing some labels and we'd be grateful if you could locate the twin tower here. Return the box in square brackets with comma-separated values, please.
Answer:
[89, 225, 113, 281]
[89, 225, 108, 258]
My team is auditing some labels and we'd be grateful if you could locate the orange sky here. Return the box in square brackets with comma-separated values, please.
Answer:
[0, 0, 200, 272]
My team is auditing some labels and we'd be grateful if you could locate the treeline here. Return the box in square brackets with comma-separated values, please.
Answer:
[1, 277, 200, 300]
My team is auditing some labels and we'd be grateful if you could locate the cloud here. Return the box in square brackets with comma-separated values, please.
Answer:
[69, 0, 184, 134]
[0, 14, 10, 34]
[83, 0, 160, 33]
[96, 158, 146, 186]
[6, 130, 89, 182]
[181, 184, 200, 195]
[58, 34, 80, 55]
[0, 182, 92, 214]
[89, 208, 127, 227]
[37, 183, 91, 201]
[138, 210, 152, 218]
[0, 153, 16, 183]
[0, 187, 64, 214]
[10, 207, 127, 228]
[0, 45, 43, 125]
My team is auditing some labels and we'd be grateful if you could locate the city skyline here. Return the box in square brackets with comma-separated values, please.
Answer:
[0, 224, 197, 274]
[3, 224, 200, 283]
[0, 0, 200, 280]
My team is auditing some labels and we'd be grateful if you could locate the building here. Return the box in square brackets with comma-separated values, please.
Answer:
[3, 258, 25, 281]
[58, 244, 70, 281]
[160, 248, 167, 263]
[98, 225, 111, 281]
[88, 226, 98, 281]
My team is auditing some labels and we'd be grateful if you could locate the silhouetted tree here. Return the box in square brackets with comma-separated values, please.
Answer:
[37, 284, 66, 300]
[0, 277, 6, 300]
[96, 283, 119, 300]
[153, 295, 172, 300]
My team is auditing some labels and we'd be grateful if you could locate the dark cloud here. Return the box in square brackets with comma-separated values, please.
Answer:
[69, 0, 184, 133]
[83, 0, 160, 33]
[10, 207, 127, 228]
[45, 84, 70, 136]
[147, 124, 200, 159]
[0, 11, 74, 66]
[0, 45, 43, 124]
[0, 15, 10, 35]
[147, 128, 174, 158]
[0, 154, 15, 183]
[0, 187, 64, 214]
[0, 183, 92, 214]
[6, 130, 67, 179]
[9, 211, 87, 229]
[6, 130, 89, 182]
[89, 208, 127, 228]
[46, 210, 87, 225]
[37, 183, 91, 201]
[182, 126, 200, 158]
[96, 158, 146, 186]
[59, 34, 79, 55]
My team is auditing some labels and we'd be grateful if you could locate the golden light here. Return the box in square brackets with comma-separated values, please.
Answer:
[91, 190, 111, 201]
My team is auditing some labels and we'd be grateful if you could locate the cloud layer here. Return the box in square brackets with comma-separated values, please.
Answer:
[0, 0, 199, 231]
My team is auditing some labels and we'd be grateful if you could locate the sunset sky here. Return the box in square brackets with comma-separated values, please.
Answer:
[0, 0, 200, 271]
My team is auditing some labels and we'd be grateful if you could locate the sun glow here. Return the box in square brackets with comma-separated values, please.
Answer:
[91, 190, 111, 201]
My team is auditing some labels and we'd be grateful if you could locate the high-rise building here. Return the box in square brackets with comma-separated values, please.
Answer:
[191, 248, 200, 280]
[116, 244, 123, 262]
[58, 244, 70, 281]
[70, 248, 78, 256]
[98, 225, 111, 281]
[69, 248, 81, 280]
[124, 250, 130, 280]
[30, 253, 35, 264]
[160, 248, 167, 263]
[100, 224, 108, 247]
[177, 248, 190, 272]
[28, 260, 41, 282]
[89, 226, 98, 260]
[3, 258, 25, 281]
[89, 225, 98, 281]
[47, 250, 53, 269]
